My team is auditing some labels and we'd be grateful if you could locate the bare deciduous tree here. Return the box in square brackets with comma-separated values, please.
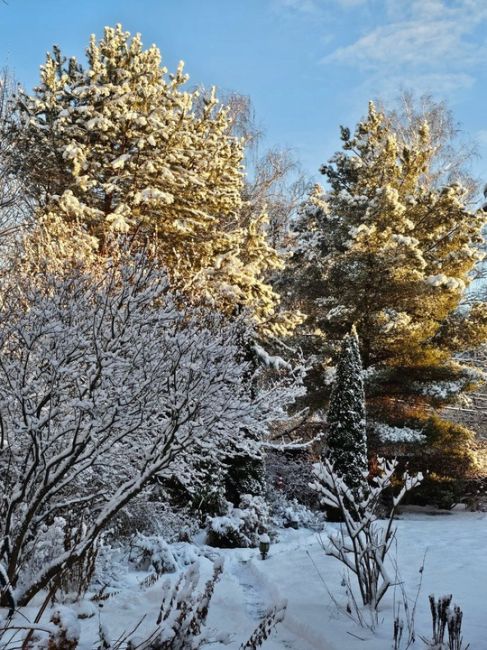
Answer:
[0, 68, 31, 237]
[378, 91, 479, 200]
[217, 89, 310, 249]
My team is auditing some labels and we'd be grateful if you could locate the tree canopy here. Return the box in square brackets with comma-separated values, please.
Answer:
[12, 25, 300, 336]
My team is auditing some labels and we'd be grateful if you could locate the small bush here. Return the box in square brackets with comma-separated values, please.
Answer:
[423, 594, 469, 650]
[206, 495, 269, 548]
[47, 607, 80, 650]
[129, 534, 177, 575]
[410, 474, 467, 510]
[267, 493, 324, 530]
[110, 494, 200, 543]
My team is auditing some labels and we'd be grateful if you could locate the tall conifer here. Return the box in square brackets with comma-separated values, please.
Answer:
[287, 102, 487, 488]
[327, 327, 367, 491]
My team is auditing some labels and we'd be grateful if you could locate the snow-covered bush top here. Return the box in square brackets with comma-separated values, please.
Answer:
[207, 494, 269, 548]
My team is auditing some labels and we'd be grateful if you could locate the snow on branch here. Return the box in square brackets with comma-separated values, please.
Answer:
[0, 258, 301, 607]
[311, 457, 422, 612]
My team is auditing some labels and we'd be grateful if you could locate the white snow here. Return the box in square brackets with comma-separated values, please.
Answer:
[252, 342, 292, 371]
[207, 512, 487, 649]
[4, 511, 486, 649]
[374, 422, 426, 443]
[426, 274, 465, 291]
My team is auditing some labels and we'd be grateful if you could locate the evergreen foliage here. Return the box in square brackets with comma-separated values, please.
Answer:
[326, 328, 368, 491]
[286, 101, 487, 486]
[11, 25, 299, 336]
[291, 101, 487, 372]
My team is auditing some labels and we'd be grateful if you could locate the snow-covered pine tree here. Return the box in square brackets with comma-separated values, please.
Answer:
[290, 102, 487, 371]
[10, 25, 299, 337]
[286, 101, 487, 499]
[326, 327, 367, 491]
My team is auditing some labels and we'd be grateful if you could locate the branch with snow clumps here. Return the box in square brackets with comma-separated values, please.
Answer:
[0, 259, 302, 608]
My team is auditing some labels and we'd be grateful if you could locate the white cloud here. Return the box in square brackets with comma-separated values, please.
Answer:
[378, 72, 475, 98]
[322, 0, 487, 94]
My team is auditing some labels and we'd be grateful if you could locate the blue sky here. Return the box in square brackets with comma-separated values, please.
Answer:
[0, 0, 486, 185]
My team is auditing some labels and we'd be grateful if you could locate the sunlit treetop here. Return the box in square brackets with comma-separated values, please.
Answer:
[13, 25, 300, 337]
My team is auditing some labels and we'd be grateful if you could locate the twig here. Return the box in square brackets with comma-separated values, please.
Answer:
[347, 630, 367, 641]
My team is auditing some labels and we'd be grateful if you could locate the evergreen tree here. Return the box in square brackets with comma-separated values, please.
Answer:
[292, 103, 487, 369]
[286, 102, 487, 491]
[11, 25, 299, 337]
[326, 327, 367, 491]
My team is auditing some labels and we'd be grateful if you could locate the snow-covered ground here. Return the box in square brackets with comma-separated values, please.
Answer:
[4, 509, 486, 649]
[207, 509, 487, 649]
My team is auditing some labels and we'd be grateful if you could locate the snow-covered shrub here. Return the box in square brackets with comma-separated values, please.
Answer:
[191, 482, 229, 521]
[25, 517, 68, 582]
[0, 258, 302, 607]
[111, 493, 200, 543]
[373, 415, 478, 508]
[15, 606, 81, 650]
[0, 605, 81, 650]
[89, 540, 128, 593]
[207, 495, 269, 548]
[17, 516, 99, 604]
[239, 600, 287, 649]
[129, 534, 177, 575]
[159, 434, 266, 519]
[311, 456, 422, 613]
[206, 511, 247, 549]
[280, 499, 323, 530]
[266, 478, 324, 530]
[148, 560, 225, 649]
[282, 505, 300, 529]
[163, 460, 229, 522]
[374, 422, 426, 444]
[46, 606, 80, 650]
[239, 494, 269, 528]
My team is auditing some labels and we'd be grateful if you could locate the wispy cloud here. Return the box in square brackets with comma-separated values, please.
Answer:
[273, 0, 366, 15]
[272, 0, 319, 14]
[373, 72, 476, 103]
[321, 0, 487, 94]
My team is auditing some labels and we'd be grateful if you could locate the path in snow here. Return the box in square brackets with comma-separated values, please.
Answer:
[231, 558, 269, 621]
[224, 549, 336, 650]
[22, 511, 485, 650]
